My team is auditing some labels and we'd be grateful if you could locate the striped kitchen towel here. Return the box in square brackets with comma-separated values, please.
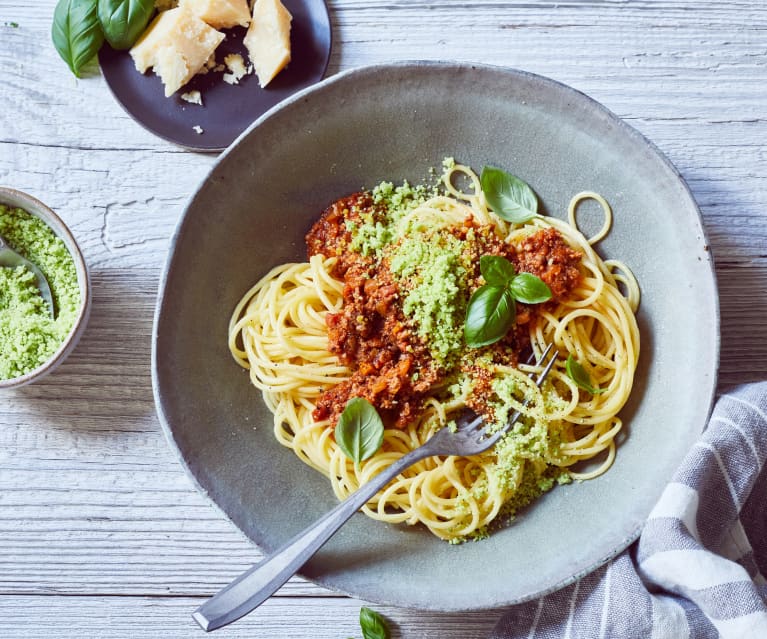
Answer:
[492, 382, 767, 639]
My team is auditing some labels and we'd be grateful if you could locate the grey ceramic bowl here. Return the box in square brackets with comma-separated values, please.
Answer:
[153, 62, 719, 610]
[0, 188, 91, 390]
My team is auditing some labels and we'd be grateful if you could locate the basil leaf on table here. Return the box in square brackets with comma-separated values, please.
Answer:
[565, 354, 607, 394]
[480, 166, 538, 224]
[480, 254, 516, 286]
[98, 0, 154, 50]
[509, 272, 552, 305]
[464, 284, 516, 348]
[52, 0, 104, 78]
[359, 607, 391, 639]
[335, 398, 385, 464]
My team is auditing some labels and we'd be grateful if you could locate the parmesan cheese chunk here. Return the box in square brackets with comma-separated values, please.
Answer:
[180, 0, 251, 29]
[243, 0, 292, 88]
[130, 8, 224, 97]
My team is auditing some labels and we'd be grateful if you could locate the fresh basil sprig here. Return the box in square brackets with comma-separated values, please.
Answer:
[52, 0, 104, 78]
[359, 607, 390, 639]
[565, 354, 607, 394]
[510, 272, 554, 304]
[335, 398, 385, 464]
[479, 253, 516, 286]
[481, 166, 538, 224]
[464, 255, 552, 348]
[464, 282, 517, 348]
[98, 0, 154, 50]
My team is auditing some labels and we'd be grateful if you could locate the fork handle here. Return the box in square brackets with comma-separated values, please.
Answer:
[192, 447, 432, 631]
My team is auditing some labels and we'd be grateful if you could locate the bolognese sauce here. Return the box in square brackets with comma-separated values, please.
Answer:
[305, 194, 582, 429]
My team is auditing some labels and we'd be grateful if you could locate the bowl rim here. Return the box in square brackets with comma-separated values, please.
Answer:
[0, 187, 92, 389]
[151, 60, 721, 610]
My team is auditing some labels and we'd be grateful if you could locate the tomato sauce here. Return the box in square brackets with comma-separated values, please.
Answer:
[305, 196, 582, 428]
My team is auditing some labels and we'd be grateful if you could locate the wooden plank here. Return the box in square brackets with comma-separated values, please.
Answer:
[1, 0, 766, 637]
[0, 2, 767, 595]
[0, 595, 500, 639]
[2, 2, 766, 151]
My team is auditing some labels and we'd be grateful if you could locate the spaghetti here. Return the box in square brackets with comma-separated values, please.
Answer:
[229, 162, 640, 542]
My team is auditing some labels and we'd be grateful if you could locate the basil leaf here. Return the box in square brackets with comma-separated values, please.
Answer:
[480, 166, 538, 224]
[464, 284, 516, 348]
[565, 354, 607, 394]
[98, 0, 154, 50]
[52, 0, 104, 78]
[480, 254, 516, 286]
[360, 607, 390, 639]
[509, 273, 552, 305]
[335, 398, 384, 464]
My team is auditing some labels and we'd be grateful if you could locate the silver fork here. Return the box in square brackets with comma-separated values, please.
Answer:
[193, 344, 557, 631]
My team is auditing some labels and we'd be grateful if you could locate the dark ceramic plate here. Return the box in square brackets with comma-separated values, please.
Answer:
[152, 62, 719, 610]
[99, 0, 331, 151]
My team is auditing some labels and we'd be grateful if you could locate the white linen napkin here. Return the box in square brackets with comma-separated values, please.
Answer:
[491, 382, 767, 639]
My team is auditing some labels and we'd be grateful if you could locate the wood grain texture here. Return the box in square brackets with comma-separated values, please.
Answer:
[0, 596, 499, 638]
[1, 0, 766, 637]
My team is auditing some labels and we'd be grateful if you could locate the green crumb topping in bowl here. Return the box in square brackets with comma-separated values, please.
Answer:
[389, 232, 468, 366]
[0, 204, 81, 380]
[349, 179, 438, 256]
[346, 168, 476, 367]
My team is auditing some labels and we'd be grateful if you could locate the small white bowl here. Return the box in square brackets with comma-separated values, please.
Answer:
[0, 188, 91, 389]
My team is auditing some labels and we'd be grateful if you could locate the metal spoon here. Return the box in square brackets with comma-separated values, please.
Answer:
[0, 233, 54, 317]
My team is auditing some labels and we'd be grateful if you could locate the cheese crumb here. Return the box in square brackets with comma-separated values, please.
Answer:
[223, 53, 248, 85]
[193, 125, 204, 134]
[243, 0, 292, 88]
[181, 90, 203, 105]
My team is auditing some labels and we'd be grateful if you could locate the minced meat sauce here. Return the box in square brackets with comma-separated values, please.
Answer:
[305, 194, 582, 429]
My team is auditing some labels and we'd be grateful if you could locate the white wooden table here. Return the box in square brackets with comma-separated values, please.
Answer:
[1, 1, 765, 637]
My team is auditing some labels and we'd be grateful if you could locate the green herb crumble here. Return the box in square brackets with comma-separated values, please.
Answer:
[0, 205, 80, 380]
